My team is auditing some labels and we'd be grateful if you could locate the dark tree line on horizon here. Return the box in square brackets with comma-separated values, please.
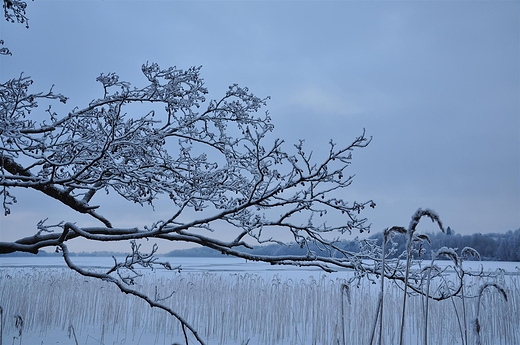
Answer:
[365, 227, 520, 262]
[5, 227, 519, 262]
[161, 227, 520, 262]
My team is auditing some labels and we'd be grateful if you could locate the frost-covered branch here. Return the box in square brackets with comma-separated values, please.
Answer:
[58, 243, 205, 345]
[3, 0, 29, 27]
[1, 64, 374, 258]
[1, 65, 476, 302]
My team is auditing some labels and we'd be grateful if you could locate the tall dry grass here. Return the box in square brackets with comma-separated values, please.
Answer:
[0, 266, 518, 345]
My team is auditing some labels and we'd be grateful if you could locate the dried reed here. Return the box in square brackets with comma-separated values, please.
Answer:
[0, 265, 518, 345]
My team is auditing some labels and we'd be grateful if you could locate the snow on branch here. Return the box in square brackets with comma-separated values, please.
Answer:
[1, 64, 373, 262]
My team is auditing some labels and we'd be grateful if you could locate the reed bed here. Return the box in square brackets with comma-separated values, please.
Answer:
[1, 267, 518, 345]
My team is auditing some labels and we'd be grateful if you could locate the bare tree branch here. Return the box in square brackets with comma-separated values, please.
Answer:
[1, 63, 483, 344]
[58, 243, 206, 345]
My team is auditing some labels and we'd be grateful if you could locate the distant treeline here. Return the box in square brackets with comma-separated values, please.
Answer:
[165, 228, 520, 262]
[362, 227, 520, 261]
[2, 228, 518, 261]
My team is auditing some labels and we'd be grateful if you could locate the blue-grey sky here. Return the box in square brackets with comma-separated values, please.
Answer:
[1, 1, 519, 252]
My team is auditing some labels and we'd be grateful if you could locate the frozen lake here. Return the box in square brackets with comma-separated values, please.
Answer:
[0, 256, 350, 281]
[1, 255, 518, 277]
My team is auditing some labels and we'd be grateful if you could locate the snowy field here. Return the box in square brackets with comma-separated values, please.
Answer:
[1, 257, 519, 345]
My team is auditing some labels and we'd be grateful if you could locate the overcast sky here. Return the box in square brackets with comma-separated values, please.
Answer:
[1, 1, 519, 253]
